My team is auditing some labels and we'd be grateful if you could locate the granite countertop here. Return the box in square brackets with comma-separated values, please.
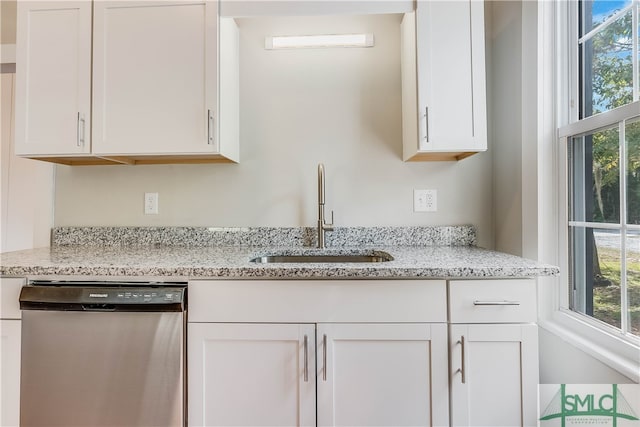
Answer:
[0, 226, 559, 280]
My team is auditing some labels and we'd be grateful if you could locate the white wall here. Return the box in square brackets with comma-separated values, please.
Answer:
[0, 0, 17, 45]
[54, 14, 495, 247]
[538, 328, 635, 384]
[1, 0, 54, 252]
[489, 0, 522, 257]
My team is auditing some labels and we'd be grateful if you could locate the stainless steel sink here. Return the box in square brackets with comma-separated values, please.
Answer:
[250, 253, 393, 264]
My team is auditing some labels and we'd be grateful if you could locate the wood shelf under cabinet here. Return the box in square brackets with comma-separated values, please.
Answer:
[27, 154, 237, 166]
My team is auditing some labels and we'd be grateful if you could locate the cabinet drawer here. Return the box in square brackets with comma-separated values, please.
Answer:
[448, 279, 536, 324]
[188, 280, 447, 323]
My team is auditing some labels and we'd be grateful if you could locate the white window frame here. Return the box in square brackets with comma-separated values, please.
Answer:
[539, 0, 640, 382]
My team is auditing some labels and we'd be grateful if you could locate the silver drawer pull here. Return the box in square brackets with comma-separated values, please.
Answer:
[303, 334, 308, 382]
[459, 336, 466, 384]
[322, 334, 327, 382]
[473, 300, 521, 306]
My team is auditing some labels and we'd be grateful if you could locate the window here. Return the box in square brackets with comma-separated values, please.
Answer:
[561, 0, 640, 340]
[579, 1, 636, 118]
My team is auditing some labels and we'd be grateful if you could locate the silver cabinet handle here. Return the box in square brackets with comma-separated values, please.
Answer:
[303, 334, 308, 382]
[207, 109, 214, 145]
[77, 113, 86, 147]
[459, 336, 466, 384]
[473, 300, 521, 306]
[322, 334, 327, 382]
[423, 107, 429, 142]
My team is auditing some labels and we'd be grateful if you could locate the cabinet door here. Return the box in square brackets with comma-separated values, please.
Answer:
[0, 320, 21, 427]
[15, 1, 92, 156]
[450, 324, 539, 427]
[188, 323, 316, 427]
[404, 0, 486, 158]
[417, 0, 486, 152]
[92, 0, 218, 156]
[317, 323, 449, 427]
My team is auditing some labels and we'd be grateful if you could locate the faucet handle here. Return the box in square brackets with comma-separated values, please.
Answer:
[326, 210, 335, 230]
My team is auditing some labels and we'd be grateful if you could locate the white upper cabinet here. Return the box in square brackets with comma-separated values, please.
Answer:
[92, 0, 236, 160]
[401, 1, 487, 161]
[14, 1, 92, 158]
[15, 0, 239, 165]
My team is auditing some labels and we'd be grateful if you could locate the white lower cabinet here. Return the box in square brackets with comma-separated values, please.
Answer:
[0, 277, 24, 427]
[187, 279, 450, 427]
[187, 279, 538, 427]
[188, 323, 316, 427]
[448, 279, 539, 427]
[449, 324, 539, 427]
[0, 320, 21, 427]
[317, 323, 448, 427]
[188, 322, 448, 427]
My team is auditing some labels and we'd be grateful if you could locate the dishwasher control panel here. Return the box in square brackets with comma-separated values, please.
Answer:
[88, 289, 183, 304]
[20, 284, 186, 312]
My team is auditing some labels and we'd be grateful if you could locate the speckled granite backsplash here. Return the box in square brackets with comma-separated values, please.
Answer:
[52, 226, 477, 247]
[3, 225, 559, 279]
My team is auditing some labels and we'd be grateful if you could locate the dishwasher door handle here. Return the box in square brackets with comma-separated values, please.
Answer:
[81, 304, 117, 312]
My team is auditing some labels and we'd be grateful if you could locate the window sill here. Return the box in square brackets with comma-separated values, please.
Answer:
[538, 309, 640, 383]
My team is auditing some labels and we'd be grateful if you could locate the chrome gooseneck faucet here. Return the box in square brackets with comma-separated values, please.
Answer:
[317, 163, 334, 249]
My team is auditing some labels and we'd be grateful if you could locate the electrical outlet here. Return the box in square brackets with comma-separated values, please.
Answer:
[414, 189, 437, 212]
[144, 192, 159, 215]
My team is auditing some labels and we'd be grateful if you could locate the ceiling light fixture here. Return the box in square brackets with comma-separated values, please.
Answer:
[265, 33, 374, 49]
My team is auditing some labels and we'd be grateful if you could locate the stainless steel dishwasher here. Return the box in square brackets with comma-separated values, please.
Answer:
[19, 281, 187, 427]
